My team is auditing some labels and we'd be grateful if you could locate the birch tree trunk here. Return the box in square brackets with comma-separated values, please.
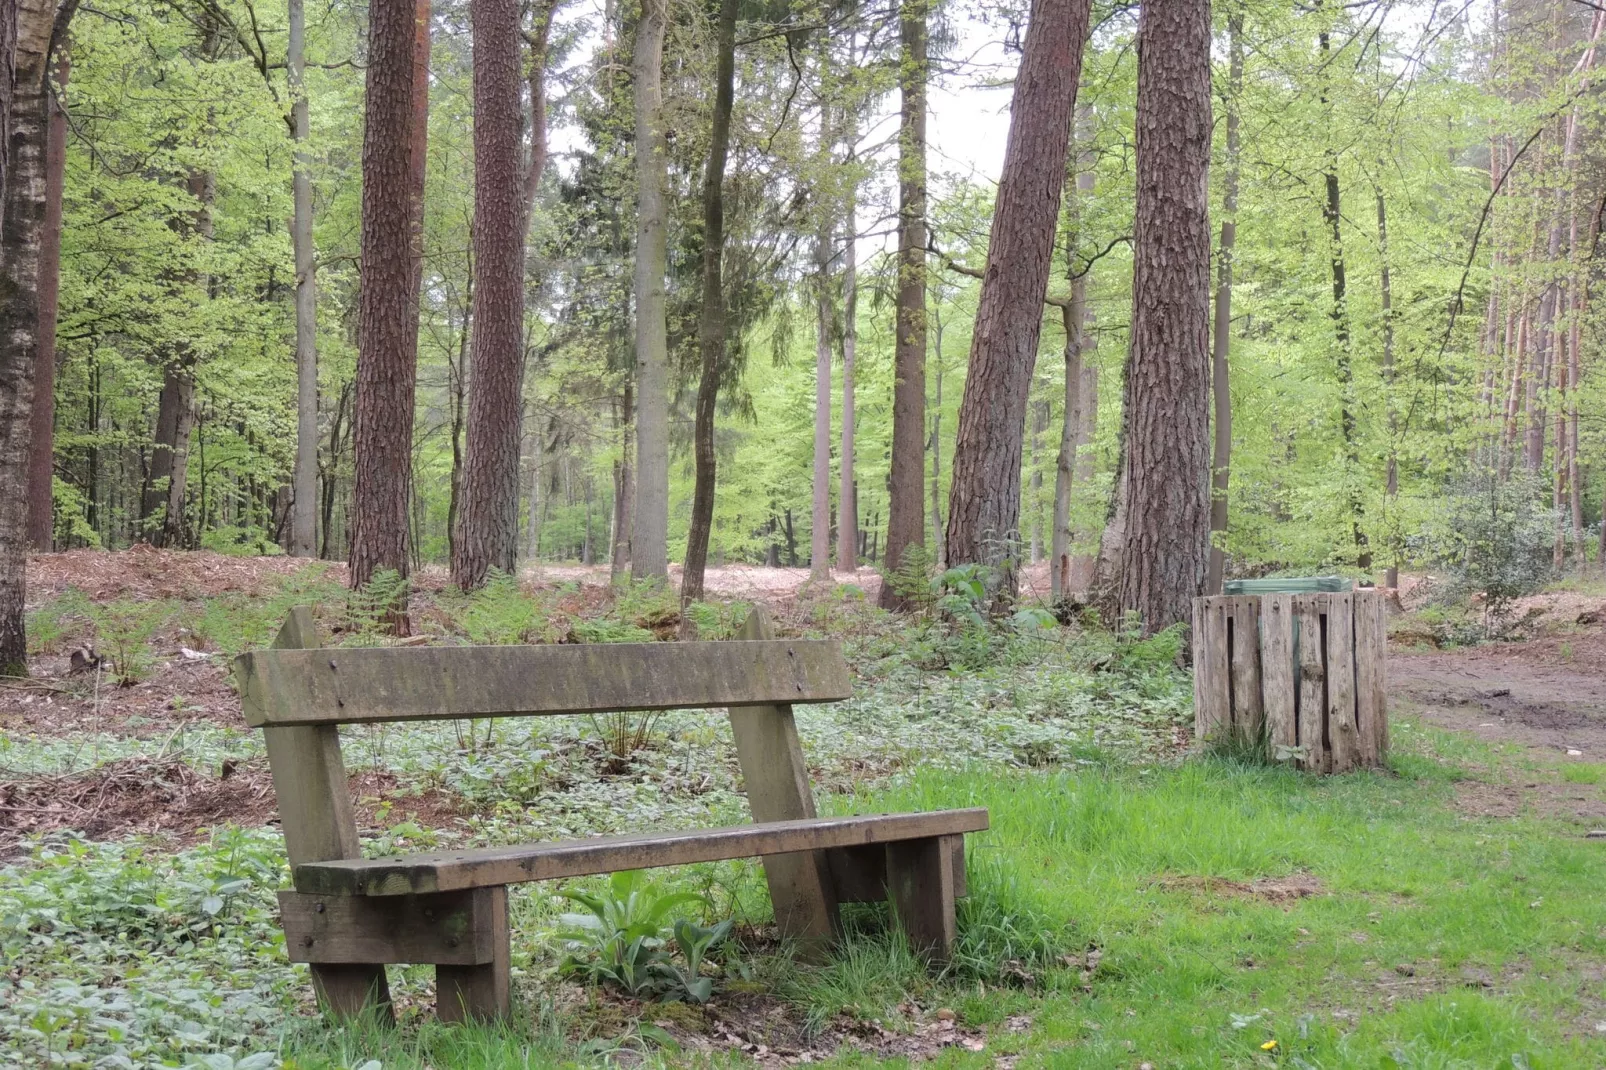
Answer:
[289, 0, 318, 557]
[679, 0, 737, 605]
[945, 0, 1091, 599]
[629, 0, 670, 583]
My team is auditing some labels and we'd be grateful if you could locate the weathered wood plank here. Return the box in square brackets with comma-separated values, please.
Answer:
[826, 840, 968, 903]
[295, 809, 992, 897]
[885, 834, 960, 963]
[264, 608, 391, 1017]
[1227, 596, 1264, 743]
[279, 889, 497, 965]
[728, 607, 839, 956]
[1260, 593, 1296, 762]
[1295, 596, 1330, 774]
[1325, 592, 1358, 774]
[435, 887, 511, 1022]
[236, 640, 852, 727]
[1353, 588, 1388, 766]
[1192, 596, 1230, 746]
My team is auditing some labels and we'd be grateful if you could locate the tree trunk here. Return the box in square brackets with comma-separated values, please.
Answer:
[836, 156, 858, 575]
[679, 0, 737, 606]
[610, 388, 633, 581]
[928, 304, 944, 567]
[527, 418, 544, 559]
[1028, 400, 1046, 561]
[879, 0, 928, 606]
[349, 0, 427, 624]
[1097, 0, 1211, 634]
[944, 0, 1090, 598]
[25, 43, 64, 551]
[1377, 185, 1399, 589]
[0, 0, 59, 674]
[453, 0, 529, 590]
[289, 0, 317, 557]
[629, 0, 670, 584]
[811, 213, 833, 580]
[1205, 11, 1240, 595]
[1051, 111, 1094, 602]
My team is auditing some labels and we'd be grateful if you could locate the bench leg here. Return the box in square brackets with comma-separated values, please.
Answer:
[436, 887, 511, 1023]
[312, 964, 393, 1020]
[885, 834, 960, 964]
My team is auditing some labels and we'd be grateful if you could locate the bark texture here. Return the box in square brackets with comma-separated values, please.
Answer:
[453, 0, 529, 590]
[289, 0, 317, 557]
[836, 170, 858, 575]
[25, 43, 63, 550]
[943, 0, 1090, 594]
[679, 0, 737, 605]
[0, 0, 58, 674]
[879, 0, 927, 607]
[1205, 10, 1241, 595]
[629, 0, 669, 584]
[1051, 111, 1094, 602]
[1101, 0, 1212, 634]
[349, 0, 425, 599]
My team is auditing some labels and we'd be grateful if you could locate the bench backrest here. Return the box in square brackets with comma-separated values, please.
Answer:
[236, 606, 846, 949]
[235, 637, 851, 727]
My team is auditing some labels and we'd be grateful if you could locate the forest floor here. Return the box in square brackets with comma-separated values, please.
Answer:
[2, 550, 1605, 1068]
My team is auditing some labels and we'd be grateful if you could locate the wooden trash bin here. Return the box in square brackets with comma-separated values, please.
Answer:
[1192, 588, 1388, 774]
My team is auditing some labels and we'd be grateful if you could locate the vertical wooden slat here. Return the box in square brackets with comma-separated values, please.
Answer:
[1294, 596, 1329, 774]
[727, 607, 840, 957]
[1324, 592, 1357, 774]
[435, 886, 511, 1022]
[885, 834, 959, 963]
[1260, 594, 1296, 762]
[1353, 589, 1388, 766]
[1227, 596, 1263, 743]
[1192, 596, 1230, 746]
[264, 608, 392, 1018]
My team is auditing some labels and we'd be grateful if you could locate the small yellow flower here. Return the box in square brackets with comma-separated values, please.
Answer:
[1261, 1040, 1279, 1051]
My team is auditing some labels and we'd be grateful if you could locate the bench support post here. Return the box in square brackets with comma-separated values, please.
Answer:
[265, 608, 393, 1020]
[436, 886, 511, 1022]
[885, 834, 960, 964]
[727, 607, 839, 959]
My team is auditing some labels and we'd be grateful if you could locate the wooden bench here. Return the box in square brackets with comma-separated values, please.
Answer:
[234, 606, 988, 1022]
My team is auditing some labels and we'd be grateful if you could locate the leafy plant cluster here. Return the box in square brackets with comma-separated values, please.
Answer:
[556, 870, 734, 1003]
[1425, 468, 1557, 628]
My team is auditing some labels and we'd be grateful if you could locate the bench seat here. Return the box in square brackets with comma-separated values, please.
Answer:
[294, 808, 990, 896]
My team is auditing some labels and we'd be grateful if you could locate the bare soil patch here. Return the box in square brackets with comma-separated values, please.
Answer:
[28, 545, 336, 602]
[0, 760, 463, 855]
[1153, 873, 1326, 903]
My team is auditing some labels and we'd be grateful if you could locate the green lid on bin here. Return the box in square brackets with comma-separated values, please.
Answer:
[1222, 576, 1355, 595]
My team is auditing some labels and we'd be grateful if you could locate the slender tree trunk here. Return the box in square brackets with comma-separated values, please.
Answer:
[837, 157, 859, 575]
[289, 0, 318, 557]
[880, 0, 929, 606]
[1377, 185, 1399, 588]
[629, 0, 670, 584]
[25, 44, 64, 551]
[945, 0, 1091, 598]
[811, 216, 833, 580]
[349, 0, 426, 624]
[1028, 401, 1045, 561]
[526, 418, 543, 559]
[1052, 110, 1094, 602]
[1096, 0, 1212, 633]
[1, 0, 60, 673]
[679, 0, 737, 605]
[929, 305, 944, 567]
[453, 0, 529, 589]
[1205, 10, 1241, 595]
[610, 385, 632, 581]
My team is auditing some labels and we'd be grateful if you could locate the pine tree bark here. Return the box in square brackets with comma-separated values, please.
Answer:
[0, 0, 61, 674]
[944, 0, 1090, 597]
[679, 0, 737, 605]
[25, 43, 64, 551]
[349, 0, 425, 609]
[288, 0, 317, 556]
[629, 0, 670, 584]
[1205, 10, 1241, 595]
[1097, 0, 1211, 633]
[879, 0, 928, 607]
[452, 0, 529, 590]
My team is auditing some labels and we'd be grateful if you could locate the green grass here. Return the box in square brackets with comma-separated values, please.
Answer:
[1561, 763, 1606, 785]
[269, 745, 1606, 1069]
